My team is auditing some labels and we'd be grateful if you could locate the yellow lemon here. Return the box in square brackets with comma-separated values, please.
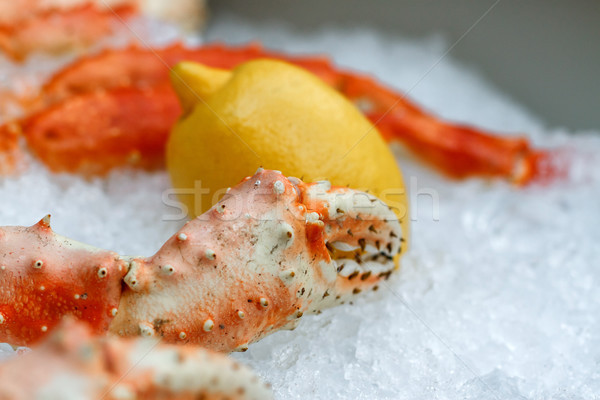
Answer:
[167, 59, 409, 244]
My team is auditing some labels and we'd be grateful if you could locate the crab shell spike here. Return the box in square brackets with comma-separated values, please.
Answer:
[0, 217, 128, 346]
[110, 170, 403, 351]
[39, 214, 51, 229]
[0, 318, 273, 400]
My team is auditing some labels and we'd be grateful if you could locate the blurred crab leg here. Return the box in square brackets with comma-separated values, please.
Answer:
[19, 42, 553, 183]
[0, 171, 404, 350]
[39, 43, 330, 106]
[0, 318, 273, 400]
[335, 73, 551, 184]
[0, 0, 132, 25]
[0, 3, 135, 62]
[0, 122, 21, 175]
[22, 83, 180, 175]
[0, 216, 128, 346]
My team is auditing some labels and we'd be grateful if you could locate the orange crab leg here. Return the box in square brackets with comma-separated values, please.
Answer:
[22, 83, 180, 175]
[0, 122, 21, 175]
[0, 215, 128, 346]
[332, 73, 553, 184]
[17, 44, 338, 175]
[0, 3, 136, 62]
[39, 42, 331, 105]
[11, 43, 556, 183]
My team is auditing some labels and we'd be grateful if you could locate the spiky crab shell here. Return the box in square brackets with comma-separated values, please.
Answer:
[0, 318, 273, 400]
[0, 216, 127, 346]
[0, 170, 404, 348]
[110, 169, 404, 351]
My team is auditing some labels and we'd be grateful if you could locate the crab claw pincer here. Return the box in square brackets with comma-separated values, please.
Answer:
[110, 169, 404, 351]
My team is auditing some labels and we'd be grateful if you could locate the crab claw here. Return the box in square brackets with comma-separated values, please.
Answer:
[110, 170, 404, 351]
[297, 179, 404, 306]
[0, 317, 273, 400]
[0, 216, 127, 346]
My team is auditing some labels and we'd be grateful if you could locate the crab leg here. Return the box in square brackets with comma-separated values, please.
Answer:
[333, 73, 553, 184]
[0, 318, 273, 400]
[0, 215, 128, 346]
[38, 43, 330, 105]
[0, 3, 135, 62]
[5, 42, 554, 183]
[0, 122, 21, 175]
[0, 170, 404, 350]
[22, 83, 181, 175]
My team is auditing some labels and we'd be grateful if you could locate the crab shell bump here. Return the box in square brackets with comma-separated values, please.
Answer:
[0, 318, 273, 400]
[110, 169, 404, 351]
